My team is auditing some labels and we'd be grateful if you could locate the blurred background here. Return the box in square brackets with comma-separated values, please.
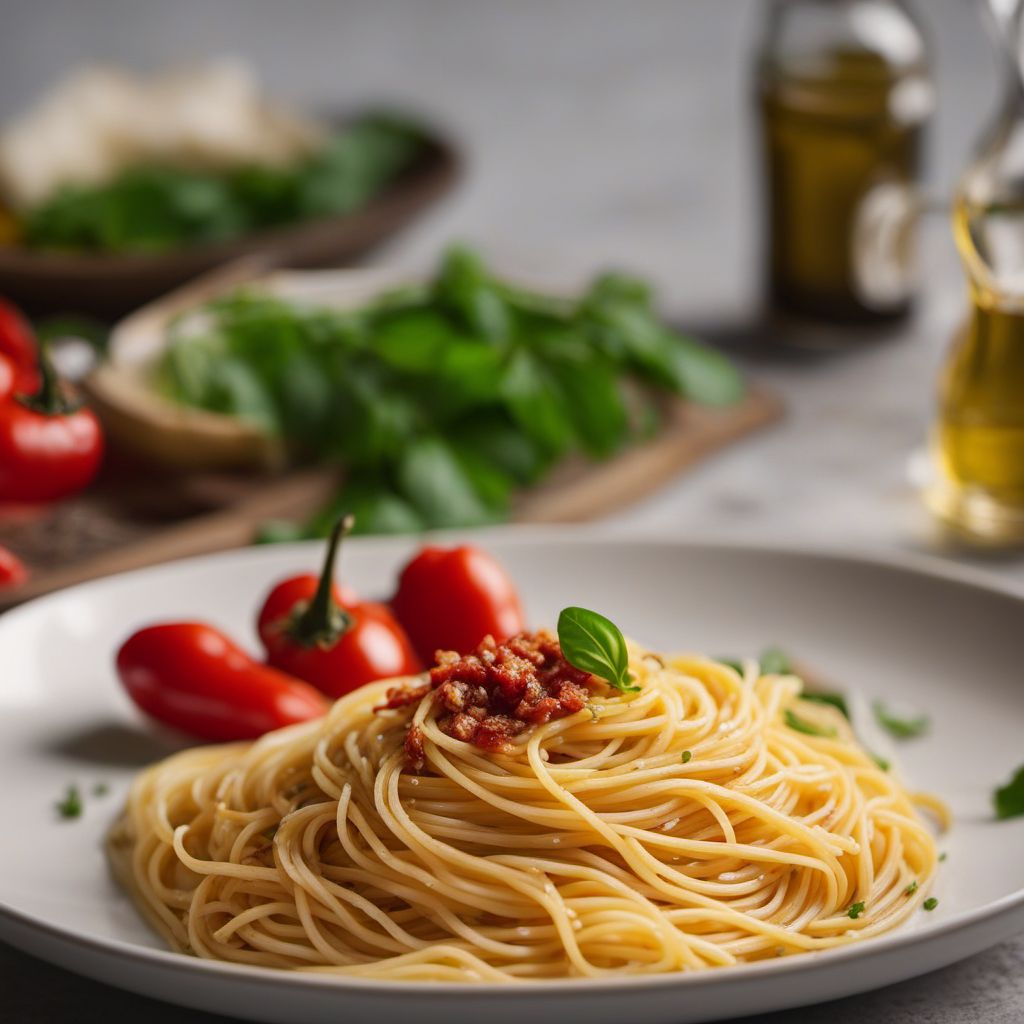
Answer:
[0, 0, 999, 311]
[0, 0, 1020, 570]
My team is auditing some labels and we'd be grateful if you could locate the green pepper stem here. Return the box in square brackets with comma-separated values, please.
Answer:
[287, 514, 355, 649]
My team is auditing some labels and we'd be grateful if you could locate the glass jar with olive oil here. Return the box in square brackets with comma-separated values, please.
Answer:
[757, 0, 932, 325]
[927, 2, 1024, 543]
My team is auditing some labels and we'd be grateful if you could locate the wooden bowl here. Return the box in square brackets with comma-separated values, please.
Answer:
[85, 260, 409, 471]
[0, 127, 459, 318]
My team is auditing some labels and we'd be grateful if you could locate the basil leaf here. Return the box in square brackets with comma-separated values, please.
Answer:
[550, 356, 629, 459]
[872, 701, 929, 739]
[501, 347, 574, 457]
[801, 691, 850, 720]
[395, 437, 500, 529]
[784, 709, 837, 738]
[994, 764, 1024, 820]
[437, 246, 511, 345]
[664, 332, 745, 407]
[557, 606, 637, 692]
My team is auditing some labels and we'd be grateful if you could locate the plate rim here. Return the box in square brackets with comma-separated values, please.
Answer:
[2, 526, 1022, 997]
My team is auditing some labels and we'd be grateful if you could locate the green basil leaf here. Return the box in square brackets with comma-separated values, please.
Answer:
[436, 246, 511, 345]
[450, 412, 548, 485]
[665, 332, 745, 406]
[557, 606, 637, 692]
[501, 347, 574, 458]
[784, 709, 837, 738]
[872, 700, 929, 739]
[372, 309, 456, 372]
[550, 356, 629, 458]
[395, 436, 500, 529]
[801, 691, 850, 720]
[994, 764, 1024, 820]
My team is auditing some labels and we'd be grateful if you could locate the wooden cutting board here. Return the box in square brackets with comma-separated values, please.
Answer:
[0, 387, 781, 610]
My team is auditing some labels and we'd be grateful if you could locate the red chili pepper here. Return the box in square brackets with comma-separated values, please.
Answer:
[0, 347, 103, 502]
[0, 542, 28, 589]
[257, 515, 421, 698]
[117, 622, 329, 742]
[391, 544, 526, 662]
[0, 298, 40, 393]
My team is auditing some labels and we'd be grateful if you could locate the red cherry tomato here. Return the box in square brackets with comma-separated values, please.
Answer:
[0, 542, 28, 589]
[391, 544, 526, 661]
[0, 298, 40, 393]
[117, 622, 329, 742]
[0, 349, 103, 502]
[257, 516, 421, 699]
[0, 353, 15, 402]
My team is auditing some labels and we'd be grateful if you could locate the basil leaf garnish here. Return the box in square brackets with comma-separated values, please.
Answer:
[557, 606, 638, 693]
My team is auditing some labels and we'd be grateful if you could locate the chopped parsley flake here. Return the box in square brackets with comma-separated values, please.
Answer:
[872, 700, 929, 739]
[759, 647, 792, 675]
[92, 782, 109, 797]
[55, 785, 82, 819]
[870, 751, 891, 772]
[904, 880, 918, 896]
[784, 708, 837, 738]
[923, 897, 938, 911]
[939, 852, 948, 862]
[681, 750, 692, 764]
[847, 901, 866, 920]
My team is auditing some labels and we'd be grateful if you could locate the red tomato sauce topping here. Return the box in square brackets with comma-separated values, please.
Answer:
[377, 630, 593, 766]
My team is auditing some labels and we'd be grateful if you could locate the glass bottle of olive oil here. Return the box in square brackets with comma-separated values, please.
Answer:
[757, 0, 932, 325]
[928, 6, 1024, 543]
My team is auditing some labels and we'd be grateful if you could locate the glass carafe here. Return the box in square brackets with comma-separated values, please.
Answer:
[928, 0, 1024, 543]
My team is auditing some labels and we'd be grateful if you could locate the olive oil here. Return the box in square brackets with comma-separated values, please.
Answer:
[757, 2, 931, 325]
[929, 198, 1024, 542]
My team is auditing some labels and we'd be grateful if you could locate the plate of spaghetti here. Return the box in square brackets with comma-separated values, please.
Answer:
[1, 529, 1022, 1024]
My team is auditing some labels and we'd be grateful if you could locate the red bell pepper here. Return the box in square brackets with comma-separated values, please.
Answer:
[391, 544, 526, 661]
[0, 347, 103, 502]
[257, 515, 421, 699]
[117, 622, 329, 742]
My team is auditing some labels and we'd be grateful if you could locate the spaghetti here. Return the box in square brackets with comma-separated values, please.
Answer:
[109, 635, 940, 981]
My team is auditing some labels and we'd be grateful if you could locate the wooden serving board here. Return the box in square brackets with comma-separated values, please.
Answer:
[0, 387, 781, 611]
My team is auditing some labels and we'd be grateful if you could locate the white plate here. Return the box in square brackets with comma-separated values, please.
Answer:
[1, 529, 1022, 1024]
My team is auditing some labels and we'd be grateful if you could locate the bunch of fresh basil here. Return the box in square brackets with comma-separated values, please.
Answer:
[160, 246, 744, 535]
[23, 115, 423, 253]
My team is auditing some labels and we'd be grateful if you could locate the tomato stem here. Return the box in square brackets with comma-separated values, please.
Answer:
[18, 345, 80, 416]
[287, 514, 355, 649]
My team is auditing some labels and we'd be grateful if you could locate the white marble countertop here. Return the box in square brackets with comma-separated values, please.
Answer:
[2, 0, 1022, 1020]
